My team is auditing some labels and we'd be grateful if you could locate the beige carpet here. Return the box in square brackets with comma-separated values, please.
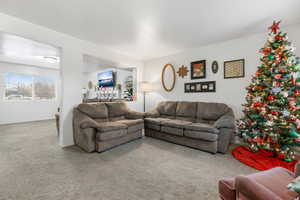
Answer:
[0, 120, 256, 200]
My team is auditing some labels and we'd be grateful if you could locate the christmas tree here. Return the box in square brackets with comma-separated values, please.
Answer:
[238, 21, 300, 161]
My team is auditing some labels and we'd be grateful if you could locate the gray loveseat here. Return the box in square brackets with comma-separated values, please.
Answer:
[73, 102, 144, 153]
[144, 101, 235, 153]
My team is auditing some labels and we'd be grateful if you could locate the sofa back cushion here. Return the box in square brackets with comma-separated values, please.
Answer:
[105, 102, 128, 119]
[157, 101, 177, 117]
[176, 101, 197, 122]
[196, 102, 230, 121]
[77, 103, 108, 119]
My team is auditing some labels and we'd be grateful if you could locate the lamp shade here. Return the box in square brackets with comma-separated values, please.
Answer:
[140, 81, 153, 92]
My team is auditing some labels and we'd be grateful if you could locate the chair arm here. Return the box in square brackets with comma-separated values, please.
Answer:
[145, 109, 160, 118]
[294, 161, 300, 177]
[235, 175, 282, 200]
[126, 110, 145, 119]
[214, 114, 235, 129]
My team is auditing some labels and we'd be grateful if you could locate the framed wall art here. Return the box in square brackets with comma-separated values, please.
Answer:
[224, 59, 245, 79]
[191, 60, 206, 79]
[184, 81, 216, 93]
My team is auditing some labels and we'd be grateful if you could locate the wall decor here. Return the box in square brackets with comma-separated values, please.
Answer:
[211, 60, 219, 74]
[184, 81, 216, 93]
[177, 65, 189, 78]
[224, 59, 245, 79]
[191, 60, 206, 79]
[161, 64, 176, 92]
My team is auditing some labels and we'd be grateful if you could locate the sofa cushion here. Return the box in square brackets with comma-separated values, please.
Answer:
[160, 115, 176, 119]
[176, 116, 195, 122]
[106, 102, 128, 118]
[197, 102, 229, 121]
[184, 123, 219, 134]
[161, 119, 192, 128]
[95, 121, 127, 132]
[118, 119, 144, 132]
[145, 123, 161, 131]
[157, 101, 177, 116]
[184, 130, 218, 142]
[109, 116, 126, 122]
[161, 126, 183, 136]
[176, 101, 197, 121]
[144, 117, 171, 125]
[97, 129, 127, 141]
[77, 103, 108, 119]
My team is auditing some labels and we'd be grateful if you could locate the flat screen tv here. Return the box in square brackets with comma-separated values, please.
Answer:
[98, 71, 115, 87]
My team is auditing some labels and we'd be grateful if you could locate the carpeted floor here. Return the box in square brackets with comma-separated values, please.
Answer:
[0, 120, 256, 200]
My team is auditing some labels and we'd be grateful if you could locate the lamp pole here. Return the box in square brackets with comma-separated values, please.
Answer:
[143, 91, 146, 112]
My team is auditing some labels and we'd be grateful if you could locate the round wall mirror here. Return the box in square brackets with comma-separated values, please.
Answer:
[161, 64, 176, 92]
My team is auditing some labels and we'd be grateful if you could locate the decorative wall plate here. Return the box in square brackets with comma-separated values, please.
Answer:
[177, 65, 189, 78]
[211, 60, 219, 74]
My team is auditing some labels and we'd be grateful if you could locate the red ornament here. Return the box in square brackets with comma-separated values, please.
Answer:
[268, 21, 281, 34]
[271, 111, 278, 116]
[289, 100, 296, 106]
[279, 68, 286, 73]
[290, 115, 297, 121]
[262, 48, 271, 56]
[275, 55, 282, 63]
[247, 120, 253, 126]
[274, 74, 282, 79]
[253, 102, 263, 108]
[267, 96, 275, 101]
[253, 137, 264, 144]
[294, 89, 300, 96]
[275, 35, 284, 41]
[292, 76, 297, 86]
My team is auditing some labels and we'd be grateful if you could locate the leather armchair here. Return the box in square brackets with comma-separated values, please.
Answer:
[219, 162, 300, 200]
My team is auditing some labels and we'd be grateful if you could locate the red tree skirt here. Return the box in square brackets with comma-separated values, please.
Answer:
[232, 146, 297, 172]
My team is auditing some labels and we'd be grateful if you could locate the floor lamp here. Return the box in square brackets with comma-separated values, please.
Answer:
[140, 81, 153, 112]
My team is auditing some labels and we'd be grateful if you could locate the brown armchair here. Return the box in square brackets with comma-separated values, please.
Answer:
[219, 162, 300, 200]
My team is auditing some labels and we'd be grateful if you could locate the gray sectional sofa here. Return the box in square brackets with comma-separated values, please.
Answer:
[144, 101, 235, 154]
[73, 102, 144, 152]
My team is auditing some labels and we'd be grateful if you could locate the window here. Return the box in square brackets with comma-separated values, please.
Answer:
[34, 76, 56, 100]
[4, 73, 33, 100]
[4, 73, 56, 101]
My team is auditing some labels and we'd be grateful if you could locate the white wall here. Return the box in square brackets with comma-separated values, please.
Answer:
[0, 13, 144, 147]
[0, 62, 60, 124]
[144, 24, 300, 119]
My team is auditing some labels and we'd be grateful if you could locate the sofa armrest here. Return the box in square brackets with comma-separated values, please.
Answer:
[145, 109, 160, 118]
[73, 108, 97, 152]
[235, 175, 282, 200]
[214, 114, 235, 129]
[126, 110, 145, 119]
[218, 128, 234, 153]
[80, 118, 99, 129]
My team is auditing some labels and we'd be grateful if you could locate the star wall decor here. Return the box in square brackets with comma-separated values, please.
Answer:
[177, 65, 189, 78]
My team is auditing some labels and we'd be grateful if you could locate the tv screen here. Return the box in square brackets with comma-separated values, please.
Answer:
[98, 71, 115, 87]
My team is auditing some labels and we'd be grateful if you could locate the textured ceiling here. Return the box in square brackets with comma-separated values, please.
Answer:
[0, 0, 300, 61]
